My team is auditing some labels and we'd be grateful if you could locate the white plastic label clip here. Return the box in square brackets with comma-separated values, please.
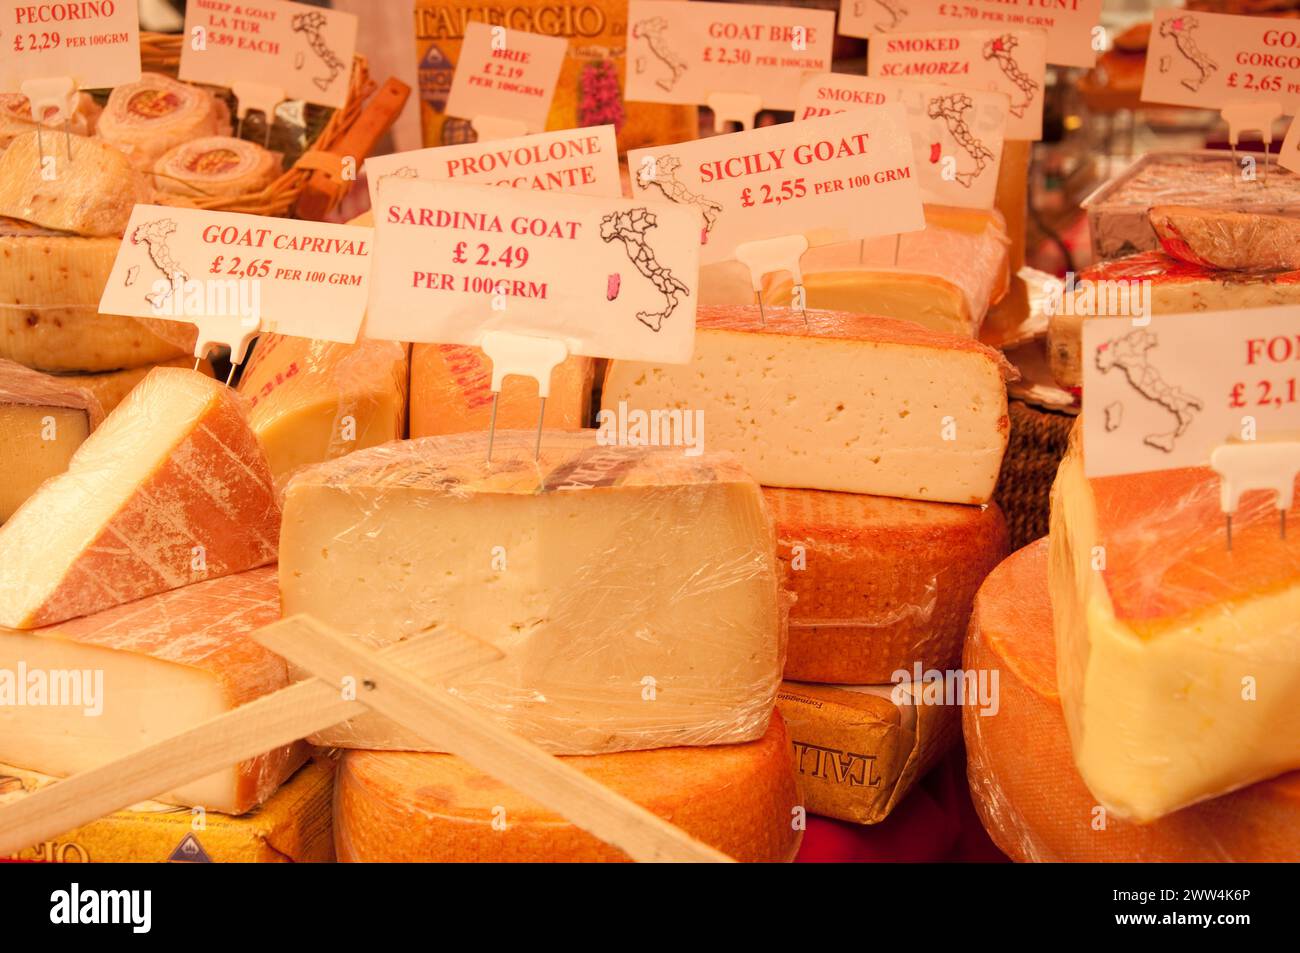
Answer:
[1209, 438, 1300, 550]
[230, 80, 287, 146]
[192, 313, 263, 385]
[480, 329, 570, 462]
[19, 76, 79, 163]
[1221, 102, 1284, 184]
[470, 115, 530, 143]
[734, 233, 810, 325]
[706, 91, 764, 133]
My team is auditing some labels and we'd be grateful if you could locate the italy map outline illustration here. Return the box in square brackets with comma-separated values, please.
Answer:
[637, 155, 723, 233]
[873, 0, 908, 32]
[1095, 329, 1203, 453]
[982, 34, 1038, 119]
[1159, 15, 1217, 93]
[633, 17, 688, 92]
[292, 11, 346, 92]
[927, 92, 994, 188]
[599, 207, 690, 332]
[131, 218, 188, 311]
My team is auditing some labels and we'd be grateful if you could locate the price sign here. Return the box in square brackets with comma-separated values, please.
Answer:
[0, 0, 140, 91]
[443, 22, 566, 132]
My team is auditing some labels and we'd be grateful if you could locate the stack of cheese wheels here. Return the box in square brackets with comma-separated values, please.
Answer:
[965, 539, 1300, 861]
[98, 73, 232, 171]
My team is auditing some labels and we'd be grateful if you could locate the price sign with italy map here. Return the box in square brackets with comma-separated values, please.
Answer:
[180, 0, 358, 109]
[867, 28, 1047, 140]
[625, 0, 834, 112]
[0, 0, 140, 91]
[838, 0, 1101, 69]
[366, 177, 700, 364]
[1081, 307, 1300, 478]
[626, 108, 924, 266]
[1141, 8, 1300, 112]
[443, 22, 566, 133]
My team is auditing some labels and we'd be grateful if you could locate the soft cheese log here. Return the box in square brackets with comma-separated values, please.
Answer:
[63, 357, 213, 414]
[0, 133, 152, 237]
[1150, 206, 1300, 274]
[334, 715, 801, 862]
[1048, 252, 1300, 389]
[409, 343, 594, 438]
[238, 333, 409, 483]
[967, 540, 1300, 861]
[766, 488, 1009, 683]
[604, 307, 1015, 504]
[280, 430, 785, 754]
[153, 137, 280, 200]
[0, 360, 104, 522]
[1049, 437, 1300, 822]
[0, 368, 280, 628]
[0, 567, 307, 814]
[98, 73, 231, 172]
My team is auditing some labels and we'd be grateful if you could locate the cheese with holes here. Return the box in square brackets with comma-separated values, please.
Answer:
[98, 73, 231, 172]
[766, 488, 1008, 683]
[280, 430, 785, 754]
[238, 334, 409, 483]
[1150, 205, 1300, 273]
[153, 136, 279, 200]
[0, 360, 104, 522]
[0, 93, 101, 150]
[0, 368, 280, 629]
[604, 307, 1015, 504]
[409, 343, 594, 437]
[62, 357, 213, 414]
[1048, 252, 1300, 389]
[335, 714, 801, 862]
[0, 134, 151, 237]
[1049, 435, 1300, 822]
[0, 567, 306, 814]
[777, 681, 958, 824]
[967, 539, 1300, 861]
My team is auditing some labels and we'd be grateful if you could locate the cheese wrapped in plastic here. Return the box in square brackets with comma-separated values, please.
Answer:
[1149, 205, 1300, 273]
[0, 92, 101, 150]
[967, 539, 1300, 861]
[1049, 432, 1300, 822]
[152, 136, 280, 200]
[98, 73, 232, 172]
[279, 430, 788, 755]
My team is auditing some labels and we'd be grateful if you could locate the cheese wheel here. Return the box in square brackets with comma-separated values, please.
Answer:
[0, 93, 101, 150]
[766, 488, 1009, 683]
[965, 539, 1300, 861]
[0, 133, 151, 236]
[153, 136, 280, 200]
[59, 357, 213, 413]
[98, 73, 231, 171]
[1149, 205, 1300, 273]
[335, 713, 802, 862]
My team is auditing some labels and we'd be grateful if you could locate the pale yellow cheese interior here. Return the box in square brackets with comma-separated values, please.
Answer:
[0, 405, 89, 522]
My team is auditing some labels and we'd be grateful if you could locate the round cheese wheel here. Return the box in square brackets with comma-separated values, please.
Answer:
[335, 714, 803, 862]
[98, 73, 231, 171]
[153, 136, 280, 200]
[767, 487, 1008, 683]
[965, 539, 1300, 862]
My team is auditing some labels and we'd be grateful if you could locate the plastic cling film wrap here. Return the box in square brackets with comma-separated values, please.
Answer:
[1149, 205, 1300, 273]
[764, 488, 1009, 684]
[0, 358, 104, 429]
[0, 567, 308, 815]
[334, 713, 802, 862]
[280, 430, 788, 755]
[152, 136, 281, 201]
[965, 539, 1300, 861]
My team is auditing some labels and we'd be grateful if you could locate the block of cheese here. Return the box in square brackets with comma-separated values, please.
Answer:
[238, 333, 409, 483]
[0, 368, 280, 628]
[0, 567, 307, 814]
[0, 220, 194, 371]
[967, 539, 1300, 861]
[766, 488, 1009, 683]
[1150, 205, 1300, 273]
[280, 430, 785, 754]
[0, 133, 152, 237]
[1048, 252, 1300, 389]
[604, 307, 1015, 504]
[335, 714, 801, 862]
[153, 136, 280, 200]
[98, 73, 231, 172]
[61, 357, 213, 414]
[0, 93, 101, 150]
[0, 758, 335, 863]
[0, 360, 104, 522]
[1049, 435, 1300, 822]
[777, 681, 958, 825]
[409, 343, 593, 438]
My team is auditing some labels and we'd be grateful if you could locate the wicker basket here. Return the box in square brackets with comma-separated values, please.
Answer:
[994, 400, 1077, 550]
[137, 31, 375, 218]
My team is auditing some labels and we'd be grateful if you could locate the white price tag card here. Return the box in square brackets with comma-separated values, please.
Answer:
[366, 126, 621, 210]
[796, 73, 1007, 209]
[0, 0, 140, 91]
[443, 22, 566, 132]
[839, 0, 1100, 69]
[98, 206, 371, 343]
[626, 109, 924, 266]
[1081, 307, 1300, 478]
[180, 0, 357, 109]
[1141, 9, 1300, 112]
[1282, 116, 1300, 174]
[867, 28, 1046, 140]
[625, 0, 834, 111]
[368, 178, 700, 363]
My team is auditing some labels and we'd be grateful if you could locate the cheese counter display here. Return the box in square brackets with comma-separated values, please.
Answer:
[0, 0, 1297, 880]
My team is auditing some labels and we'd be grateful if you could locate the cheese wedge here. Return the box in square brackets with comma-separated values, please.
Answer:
[1150, 205, 1300, 273]
[238, 333, 409, 483]
[967, 539, 1300, 861]
[409, 343, 594, 437]
[0, 368, 280, 629]
[61, 357, 213, 414]
[1049, 435, 1300, 821]
[604, 307, 1015, 504]
[280, 430, 785, 754]
[98, 73, 231, 172]
[334, 714, 801, 862]
[766, 487, 1008, 683]
[0, 360, 104, 522]
[0, 133, 151, 237]
[0, 92, 101, 150]
[153, 136, 280, 200]
[0, 567, 307, 814]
